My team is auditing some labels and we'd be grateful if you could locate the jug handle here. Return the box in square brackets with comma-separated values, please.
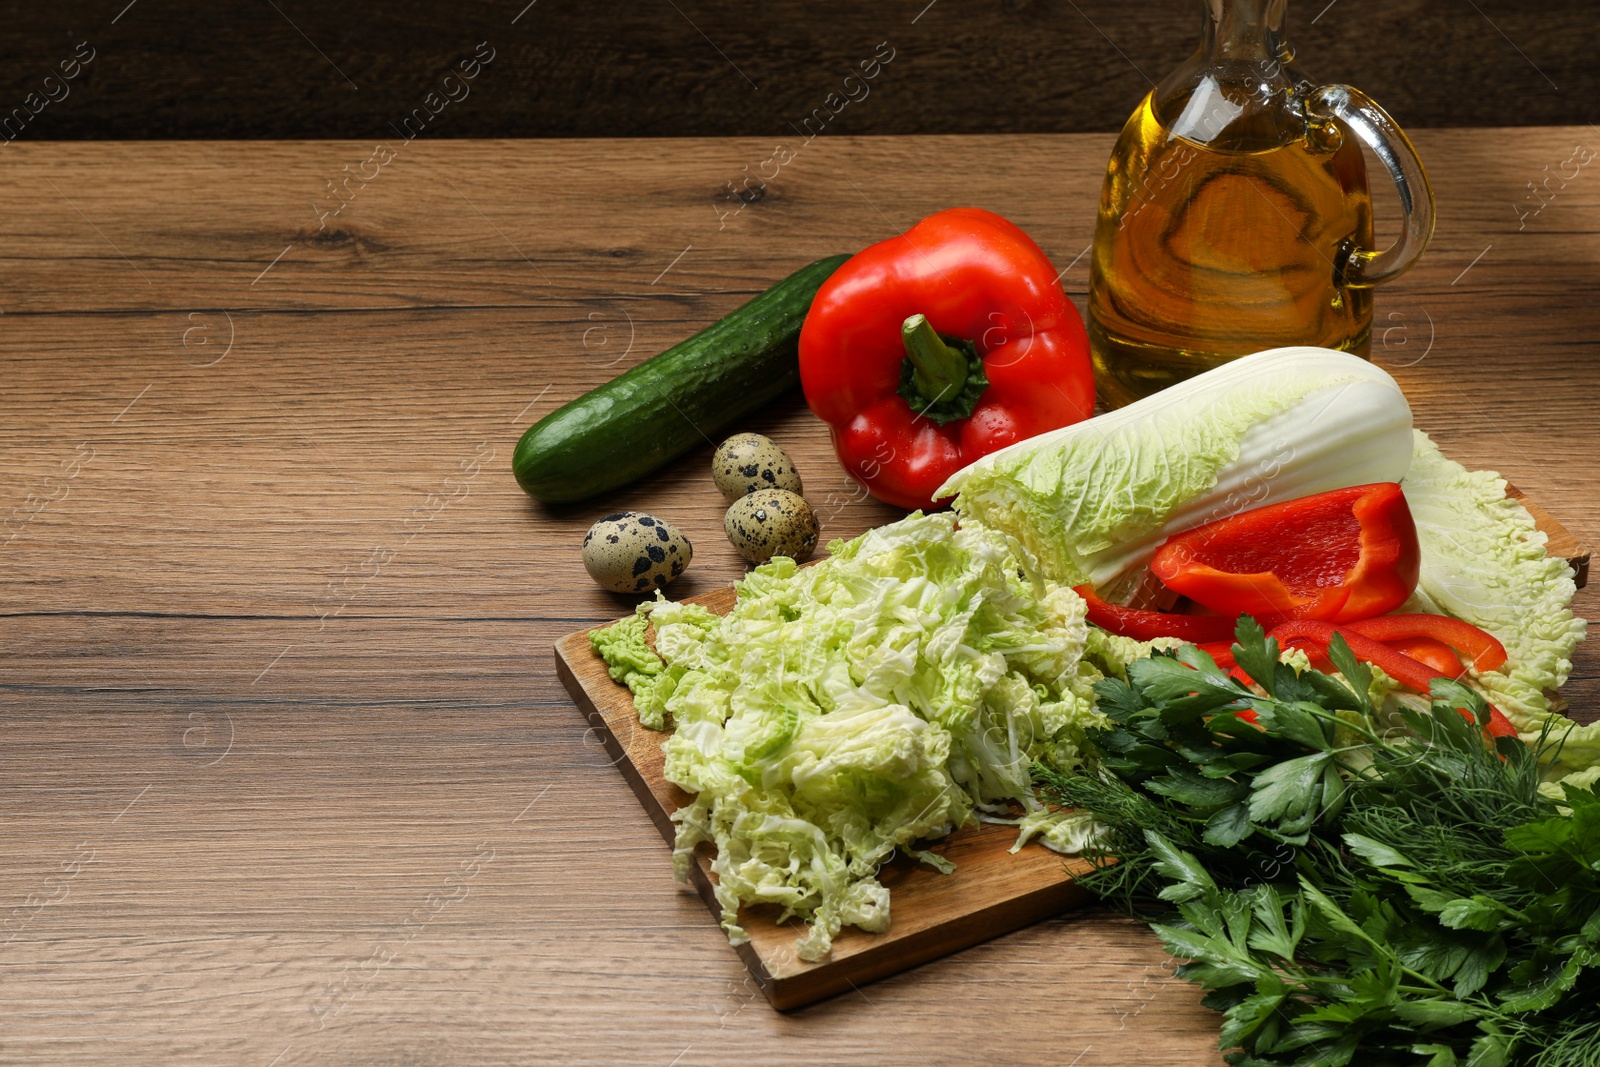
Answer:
[1306, 84, 1436, 290]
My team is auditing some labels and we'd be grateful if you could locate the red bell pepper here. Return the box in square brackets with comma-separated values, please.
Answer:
[1381, 636, 1465, 679]
[1268, 620, 1519, 739]
[1341, 614, 1508, 673]
[798, 207, 1095, 511]
[1074, 585, 1240, 644]
[1150, 483, 1420, 623]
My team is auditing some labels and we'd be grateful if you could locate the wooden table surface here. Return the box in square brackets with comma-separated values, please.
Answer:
[1, 129, 1595, 1066]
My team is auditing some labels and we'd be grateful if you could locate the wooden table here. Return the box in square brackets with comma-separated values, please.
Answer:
[1, 130, 1594, 1066]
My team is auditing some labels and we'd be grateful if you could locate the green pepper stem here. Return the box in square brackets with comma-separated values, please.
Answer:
[894, 314, 990, 426]
[901, 314, 969, 405]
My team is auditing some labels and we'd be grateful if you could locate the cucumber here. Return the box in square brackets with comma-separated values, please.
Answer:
[513, 254, 850, 504]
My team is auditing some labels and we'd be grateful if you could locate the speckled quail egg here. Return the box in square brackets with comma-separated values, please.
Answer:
[711, 433, 803, 504]
[723, 489, 818, 565]
[582, 512, 692, 594]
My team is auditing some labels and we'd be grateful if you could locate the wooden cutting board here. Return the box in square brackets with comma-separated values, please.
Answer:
[553, 579, 1099, 1011]
[554, 492, 1589, 1011]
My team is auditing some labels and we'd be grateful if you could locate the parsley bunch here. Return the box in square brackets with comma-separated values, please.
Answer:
[1035, 619, 1600, 1066]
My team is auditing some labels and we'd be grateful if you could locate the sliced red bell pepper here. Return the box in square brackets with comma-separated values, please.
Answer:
[799, 207, 1095, 511]
[1074, 585, 1241, 643]
[1341, 614, 1508, 673]
[1268, 620, 1519, 739]
[1150, 483, 1420, 624]
[1381, 636, 1464, 679]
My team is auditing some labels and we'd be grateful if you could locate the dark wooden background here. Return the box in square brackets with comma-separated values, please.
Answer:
[3, 0, 1595, 141]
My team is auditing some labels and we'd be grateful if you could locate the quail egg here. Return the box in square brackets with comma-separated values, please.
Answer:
[723, 489, 818, 565]
[711, 433, 803, 504]
[582, 512, 692, 593]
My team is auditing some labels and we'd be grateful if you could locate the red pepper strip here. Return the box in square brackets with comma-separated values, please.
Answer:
[1382, 636, 1465, 679]
[1341, 614, 1508, 673]
[1151, 483, 1420, 623]
[1268, 621, 1520, 739]
[799, 208, 1095, 511]
[1075, 585, 1240, 644]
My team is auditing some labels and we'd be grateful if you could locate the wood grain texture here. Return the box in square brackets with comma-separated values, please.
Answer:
[554, 587, 1098, 1011]
[0, 0, 1595, 140]
[0, 130, 1595, 1066]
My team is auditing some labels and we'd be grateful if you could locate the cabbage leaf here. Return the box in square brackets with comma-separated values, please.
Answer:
[1399, 431, 1589, 786]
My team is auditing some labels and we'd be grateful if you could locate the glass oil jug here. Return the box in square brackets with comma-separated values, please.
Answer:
[1087, 0, 1435, 407]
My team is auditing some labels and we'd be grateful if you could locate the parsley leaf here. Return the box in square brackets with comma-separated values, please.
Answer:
[1033, 617, 1600, 1065]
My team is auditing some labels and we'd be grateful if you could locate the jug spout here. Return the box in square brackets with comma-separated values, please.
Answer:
[1201, 0, 1290, 64]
